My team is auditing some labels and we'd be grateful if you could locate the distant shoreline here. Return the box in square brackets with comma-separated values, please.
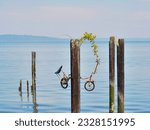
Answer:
[0, 34, 150, 43]
[0, 34, 68, 43]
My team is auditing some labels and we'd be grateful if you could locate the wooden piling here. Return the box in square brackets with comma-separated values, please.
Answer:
[19, 80, 23, 101]
[31, 52, 38, 112]
[31, 52, 36, 91]
[27, 80, 29, 99]
[117, 39, 125, 113]
[27, 80, 29, 91]
[109, 37, 115, 113]
[70, 39, 80, 113]
[19, 80, 22, 92]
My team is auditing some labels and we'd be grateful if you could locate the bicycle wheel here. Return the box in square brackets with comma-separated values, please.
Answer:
[60, 78, 68, 89]
[84, 81, 95, 91]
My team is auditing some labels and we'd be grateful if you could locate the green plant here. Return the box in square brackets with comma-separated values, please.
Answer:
[77, 32, 100, 74]
[79, 32, 100, 65]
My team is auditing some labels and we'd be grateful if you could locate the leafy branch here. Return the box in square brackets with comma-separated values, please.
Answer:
[79, 32, 100, 65]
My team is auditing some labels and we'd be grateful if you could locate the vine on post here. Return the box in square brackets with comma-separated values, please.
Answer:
[77, 32, 100, 74]
[79, 32, 100, 64]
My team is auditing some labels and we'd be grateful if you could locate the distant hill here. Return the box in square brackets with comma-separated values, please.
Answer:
[0, 34, 67, 43]
[1, 34, 149, 44]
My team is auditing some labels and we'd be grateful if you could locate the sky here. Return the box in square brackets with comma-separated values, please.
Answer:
[0, 0, 150, 38]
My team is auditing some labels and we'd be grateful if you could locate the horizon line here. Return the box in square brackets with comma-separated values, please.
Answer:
[0, 33, 150, 40]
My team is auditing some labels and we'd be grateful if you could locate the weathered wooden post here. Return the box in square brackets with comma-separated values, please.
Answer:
[27, 80, 29, 91]
[117, 39, 125, 113]
[70, 39, 80, 113]
[18, 79, 23, 101]
[109, 37, 115, 113]
[31, 52, 37, 112]
[19, 80, 22, 92]
[31, 52, 36, 91]
[27, 80, 29, 99]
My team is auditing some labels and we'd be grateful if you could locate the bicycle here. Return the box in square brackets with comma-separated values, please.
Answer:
[55, 60, 99, 91]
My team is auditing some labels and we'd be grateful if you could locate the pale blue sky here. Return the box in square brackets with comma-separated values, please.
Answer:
[0, 0, 150, 38]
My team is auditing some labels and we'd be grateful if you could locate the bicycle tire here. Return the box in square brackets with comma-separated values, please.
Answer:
[60, 78, 68, 89]
[84, 81, 95, 91]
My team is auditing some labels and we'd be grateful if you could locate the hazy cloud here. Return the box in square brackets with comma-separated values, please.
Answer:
[0, 1, 150, 38]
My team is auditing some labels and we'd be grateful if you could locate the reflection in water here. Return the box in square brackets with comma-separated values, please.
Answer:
[18, 80, 38, 113]
[19, 91, 23, 102]
[1, 41, 150, 113]
[31, 87, 38, 113]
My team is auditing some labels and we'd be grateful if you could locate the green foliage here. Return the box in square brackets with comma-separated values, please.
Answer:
[79, 32, 100, 64]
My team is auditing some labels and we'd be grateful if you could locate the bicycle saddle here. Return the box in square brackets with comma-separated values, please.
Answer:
[55, 65, 63, 74]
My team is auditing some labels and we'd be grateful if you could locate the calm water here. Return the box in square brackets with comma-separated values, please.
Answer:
[0, 39, 150, 113]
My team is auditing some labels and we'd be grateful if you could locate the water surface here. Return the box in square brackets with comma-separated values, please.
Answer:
[0, 40, 149, 113]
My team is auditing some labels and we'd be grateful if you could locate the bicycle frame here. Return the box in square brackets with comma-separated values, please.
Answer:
[81, 60, 99, 82]
[80, 60, 99, 91]
[55, 60, 99, 91]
